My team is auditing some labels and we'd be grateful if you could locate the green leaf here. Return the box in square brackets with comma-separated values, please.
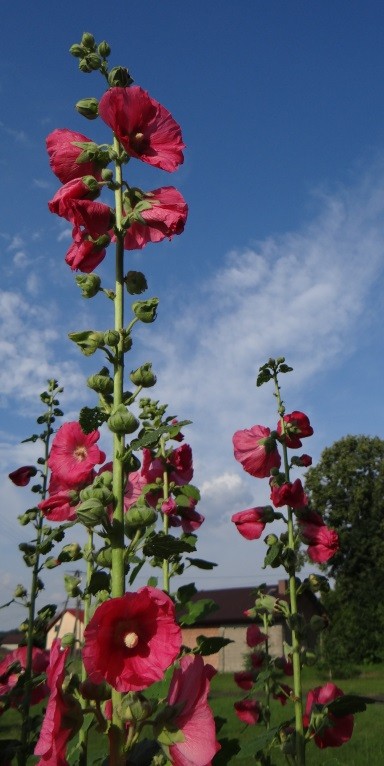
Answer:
[327, 694, 376, 717]
[157, 726, 185, 746]
[238, 725, 282, 757]
[186, 557, 218, 570]
[193, 635, 233, 656]
[79, 406, 107, 434]
[128, 558, 145, 586]
[263, 542, 283, 568]
[143, 533, 195, 560]
[175, 483, 201, 502]
[179, 598, 218, 626]
[176, 582, 197, 604]
[213, 738, 241, 765]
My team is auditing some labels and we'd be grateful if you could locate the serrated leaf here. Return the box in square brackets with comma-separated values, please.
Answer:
[186, 557, 218, 570]
[263, 543, 283, 568]
[176, 484, 201, 502]
[79, 406, 107, 434]
[179, 598, 219, 626]
[213, 738, 241, 765]
[143, 533, 195, 559]
[327, 694, 375, 717]
[194, 635, 233, 656]
[238, 725, 281, 757]
[177, 582, 197, 604]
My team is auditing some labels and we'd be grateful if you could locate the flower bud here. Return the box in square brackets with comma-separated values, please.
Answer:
[68, 330, 105, 356]
[107, 66, 133, 87]
[130, 363, 157, 388]
[96, 547, 113, 568]
[80, 678, 111, 701]
[103, 330, 120, 347]
[58, 543, 83, 563]
[44, 557, 60, 569]
[108, 405, 139, 434]
[14, 584, 27, 599]
[75, 273, 101, 298]
[85, 53, 101, 71]
[264, 533, 278, 546]
[76, 498, 107, 527]
[122, 333, 133, 352]
[132, 298, 159, 323]
[81, 32, 96, 50]
[125, 504, 157, 530]
[98, 41, 111, 58]
[75, 97, 99, 120]
[87, 371, 114, 394]
[69, 44, 84, 58]
[101, 168, 114, 182]
[124, 271, 148, 295]
[120, 692, 153, 722]
[61, 633, 77, 649]
[79, 58, 93, 73]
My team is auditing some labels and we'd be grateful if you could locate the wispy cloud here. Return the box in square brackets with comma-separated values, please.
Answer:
[0, 121, 30, 145]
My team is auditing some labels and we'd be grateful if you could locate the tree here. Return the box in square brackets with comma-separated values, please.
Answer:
[304, 435, 384, 665]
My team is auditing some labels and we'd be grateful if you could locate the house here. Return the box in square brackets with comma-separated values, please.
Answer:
[46, 607, 84, 649]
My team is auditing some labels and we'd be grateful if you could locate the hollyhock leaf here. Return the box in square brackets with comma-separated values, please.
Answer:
[238, 727, 281, 757]
[79, 407, 107, 434]
[213, 738, 241, 765]
[143, 533, 195, 559]
[327, 694, 374, 716]
[179, 599, 218, 626]
[194, 635, 233, 656]
[185, 557, 218, 570]
[177, 484, 200, 501]
[176, 583, 198, 604]
[263, 542, 283, 568]
[158, 727, 185, 746]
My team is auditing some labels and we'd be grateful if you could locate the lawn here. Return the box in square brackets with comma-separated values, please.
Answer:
[0, 664, 383, 765]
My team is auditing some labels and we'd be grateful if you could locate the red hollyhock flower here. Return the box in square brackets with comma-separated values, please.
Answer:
[234, 698, 261, 725]
[99, 86, 185, 172]
[250, 652, 265, 671]
[65, 231, 108, 272]
[298, 454, 312, 467]
[34, 640, 80, 766]
[234, 671, 254, 690]
[246, 624, 267, 648]
[233, 425, 281, 478]
[123, 187, 188, 250]
[143, 443, 194, 487]
[82, 587, 181, 692]
[8, 465, 37, 487]
[270, 478, 308, 509]
[277, 411, 314, 448]
[49, 182, 112, 240]
[0, 646, 49, 706]
[231, 507, 272, 540]
[304, 683, 354, 748]
[299, 521, 339, 563]
[46, 129, 104, 184]
[166, 654, 220, 766]
[47, 422, 105, 488]
[273, 684, 293, 706]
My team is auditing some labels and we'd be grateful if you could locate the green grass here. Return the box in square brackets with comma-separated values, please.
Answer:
[1, 665, 383, 765]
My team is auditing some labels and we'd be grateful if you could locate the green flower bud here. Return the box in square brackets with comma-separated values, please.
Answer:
[76, 498, 107, 527]
[14, 584, 27, 599]
[98, 41, 111, 58]
[69, 44, 84, 58]
[61, 633, 77, 649]
[108, 405, 139, 434]
[125, 504, 157, 529]
[132, 298, 159, 324]
[85, 53, 101, 71]
[124, 271, 148, 295]
[96, 547, 113, 568]
[79, 58, 93, 73]
[75, 273, 101, 298]
[120, 692, 153, 722]
[101, 168, 114, 182]
[108, 66, 133, 87]
[75, 97, 99, 120]
[87, 371, 114, 394]
[103, 330, 120, 347]
[79, 485, 113, 506]
[130, 362, 157, 388]
[81, 32, 96, 50]
[68, 330, 105, 356]
[58, 543, 83, 563]
[264, 533, 278, 546]
[122, 333, 133, 352]
[44, 557, 60, 569]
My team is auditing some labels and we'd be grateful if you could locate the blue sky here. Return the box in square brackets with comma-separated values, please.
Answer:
[1, 1, 384, 629]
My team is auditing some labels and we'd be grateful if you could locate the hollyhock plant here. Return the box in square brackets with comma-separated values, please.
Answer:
[277, 411, 314, 449]
[250, 652, 265, 671]
[299, 520, 339, 563]
[233, 425, 281, 478]
[231, 506, 274, 540]
[98, 86, 185, 171]
[273, 684, 293, 706]
[234, 671, 254, 691]
[47, 421, 105, 488]
[246, 624, 267, 648]
[270, 477, 308, 509]
[34, 640, 81, 766]
[234, 699, 261, 725]
[46, 128, 104, 183]
[65, 230, 109, 272]
[8, 466, 37, 487]
[304, 683, 354, 748]
[49, 189, 112, 240]
[82, 587, 181, 692]
[165, 654, 220, 766]
[122, 186, 188, 250]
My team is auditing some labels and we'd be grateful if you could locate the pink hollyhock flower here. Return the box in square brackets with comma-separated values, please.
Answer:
[8, 465, 37, 486]
[277, 411, 314, 448]
[162, 497, 178, 515]
[246, 624, 267, 648]
[99, 86, 185, 172]
[122, 187, 188, 250]
[270, 478, 308, 509]
[46, 129, 104, 184]
[304, 683, 354, 748]
[299, 522, 339, 563]
[82, 586, 181, 692]
[234, 698, 261, 725]
[176, 505, 205, 533]
[166, 654, 220, 766]
[124, 469, 149, 510]
[0, 646, 49, 706]
[34, 640, 81, 766]
[144, 443, 194, 487]
[233, 425, 281, 478]
[47, 422, 105, 488]
[49, 182, 112, 240]
[234, 671, 254, 691]
[298, 454, 312, 467]
[273, 684, 293, 706]
[231, 507, 273, 540]
[65, 231, 108, 272]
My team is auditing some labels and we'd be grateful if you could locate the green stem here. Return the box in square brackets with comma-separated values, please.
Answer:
[263, 613, 271, 731]
[272, 371, 305, 766]
[160, 436, 170, 593]
[78, 530, 94, 766]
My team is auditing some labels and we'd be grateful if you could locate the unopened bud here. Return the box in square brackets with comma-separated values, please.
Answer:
[108, 405, 139, 435]
[103, 330, 120, 347]
[81, 32, 96, 50]
[132, 298, 159, 323]
[125, 504, 157, 530]
[107, 66, 133, 87]
[76, 498, 107, 528]
[75, 97, 99, 120]
[69, 44, 84, 58]
[130, 362, 157, 388]
[87, 371, 114, 394]
[61, 633, 77, 649]
[98, 41, 111, 58]
[14, 584, 27, 599]
[124, 271, 148, 295]
[75, 273, 101, 298]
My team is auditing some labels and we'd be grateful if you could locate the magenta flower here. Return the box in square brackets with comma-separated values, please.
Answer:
[122, 187, 188, 250]
[8, 465, 37, 487]
[298, 453, 312, 467]
[273, 684, 293, 706]
[47, 422, 105, 488]
[0, 646, 49, 707]
[46, 129, 104, 184]
[304, 683, 354, 748]
[234, 671, 254, 691]
[246, 624, 267, 648]
[99, 86, 185, 172]
[234, 698, 261, 725]
[250, 652, 265, 671]
[270, 478, 308, 509]
[233, 425, 281, 478]
[34, 640, 80, 766]
[277, 411, 314, 448]
[166, 654, 220, 766]
[49, 182, 112, 239]
[231, 507, 273, 540]
[65, 231, 108, 272]
[299, 521, 339, 563]
[82, 587, 181, 692]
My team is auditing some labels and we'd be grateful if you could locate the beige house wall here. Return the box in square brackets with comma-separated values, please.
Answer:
[182, 623, 284, 673]
[46, 612, 84, 650]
